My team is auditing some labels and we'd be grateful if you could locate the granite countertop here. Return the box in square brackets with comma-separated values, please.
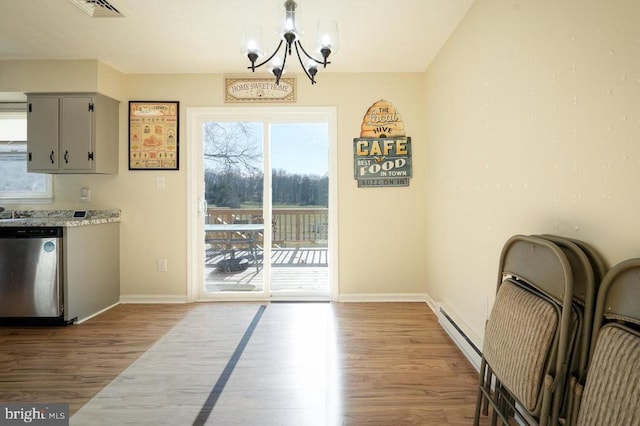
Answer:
[0, 209, 121, 227]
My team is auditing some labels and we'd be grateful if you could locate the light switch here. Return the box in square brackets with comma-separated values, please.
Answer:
[156, 176, 165, 189]
[157, 258, 168, 272]
[80, 187, 91, 202]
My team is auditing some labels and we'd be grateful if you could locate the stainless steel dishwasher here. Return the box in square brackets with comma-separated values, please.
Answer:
[0, 226, 67, 324]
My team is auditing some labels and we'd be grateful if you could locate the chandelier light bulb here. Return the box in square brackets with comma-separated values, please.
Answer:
[307, 61, 318, 84]
[242, 25, 264, 71]
[285, 18, 295, 32]
[315, 19, 339, 56]
[284, 0, 297, 31]
[320, 34, 332, 49]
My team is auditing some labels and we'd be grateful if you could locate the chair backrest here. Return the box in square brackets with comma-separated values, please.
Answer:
[590, 258, 640, 356]
[498, 235, 573, 304]
[537, 235, 595, 306]
[560, 237, 608, 285]
[576, 258, 640, 426]
[486, 235, 575, 421]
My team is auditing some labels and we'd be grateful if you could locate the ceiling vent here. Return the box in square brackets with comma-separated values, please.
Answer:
[68, 0, 123, 18]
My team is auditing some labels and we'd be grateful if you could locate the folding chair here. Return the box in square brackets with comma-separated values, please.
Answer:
[570, 258, 640, 425]
[535, 235, 603, 423]
[474, 235, 575, 426]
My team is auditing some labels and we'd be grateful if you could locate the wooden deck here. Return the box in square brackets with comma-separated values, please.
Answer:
[205, 247, 329, 294]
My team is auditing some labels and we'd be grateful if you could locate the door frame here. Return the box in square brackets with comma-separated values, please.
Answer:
[186, 106, 339, 302]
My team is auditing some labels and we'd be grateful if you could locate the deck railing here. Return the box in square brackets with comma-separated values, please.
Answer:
[206, 207, 328, 247]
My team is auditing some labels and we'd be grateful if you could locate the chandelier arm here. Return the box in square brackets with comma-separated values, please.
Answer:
[275, 44, 290, 85]
[281, 43, 289, 70]
[294, 42, 316, 84]
[276, 42, 297, 85]
[248, 40, 285, 70]
[296, 42, 331, 66]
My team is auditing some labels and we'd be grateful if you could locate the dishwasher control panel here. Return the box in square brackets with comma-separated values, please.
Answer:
[0, 227, 63, 238]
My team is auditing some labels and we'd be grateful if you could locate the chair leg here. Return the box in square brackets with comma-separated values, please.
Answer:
[497, 385, 509, 425]
[539, 374, 554, 426]
[491, 381, 504, 426]
[483, 365, 494, 416]
[474, 358, 489, 426]
[569, 382, 584, 426]
[564, 376, 576, 425]
[492, 381, 515, 426]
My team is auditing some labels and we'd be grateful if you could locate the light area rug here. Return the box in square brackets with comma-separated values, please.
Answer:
[70, 304, 261, 425]
[71, 302, 339, 425]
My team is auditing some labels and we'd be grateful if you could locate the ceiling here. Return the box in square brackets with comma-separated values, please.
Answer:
[0, 0, 474, 75]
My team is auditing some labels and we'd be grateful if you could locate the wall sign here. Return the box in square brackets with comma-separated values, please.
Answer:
[354, 99, 412, 187]
[129, 101, 179, 170]
[224, 76, 296, 103]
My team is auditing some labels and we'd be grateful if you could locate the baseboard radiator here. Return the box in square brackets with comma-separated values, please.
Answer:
[436, 303, 483, 372]
[436, 303, 528, 425]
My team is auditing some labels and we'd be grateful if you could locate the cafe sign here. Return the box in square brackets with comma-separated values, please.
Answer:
[354, 100, 412, 187]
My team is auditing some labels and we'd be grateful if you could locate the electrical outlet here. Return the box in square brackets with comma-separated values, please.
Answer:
[157, 258, 168, 272]
[156, 176, 165, 189]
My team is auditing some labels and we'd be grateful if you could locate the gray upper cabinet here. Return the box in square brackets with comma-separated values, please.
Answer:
[27, 93, 119, 174]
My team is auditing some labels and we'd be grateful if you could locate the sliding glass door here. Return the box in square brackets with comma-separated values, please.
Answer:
[187, 107, 337, 302]
[202, 121, 265, 294]
[269, 122, 329, 298]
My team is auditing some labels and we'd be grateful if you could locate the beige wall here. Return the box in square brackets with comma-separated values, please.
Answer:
[1, 62, 428, 299]
[424, 0, 640, 345]
[0, 60, 101, 93]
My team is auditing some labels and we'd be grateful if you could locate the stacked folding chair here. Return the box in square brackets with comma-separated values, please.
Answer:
[473, 234, 605, 425]
[536, 235, 602, 424]
[569, 258, 640, 425]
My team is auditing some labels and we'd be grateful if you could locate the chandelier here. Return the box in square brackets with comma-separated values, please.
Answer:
[243, 0, 339, 85]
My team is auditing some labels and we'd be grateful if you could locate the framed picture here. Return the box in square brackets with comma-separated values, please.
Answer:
[128, 101, 179, 170]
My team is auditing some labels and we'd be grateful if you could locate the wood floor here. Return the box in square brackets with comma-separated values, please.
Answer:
[0, 304, 193, 414]
[0, 302, 490, 425]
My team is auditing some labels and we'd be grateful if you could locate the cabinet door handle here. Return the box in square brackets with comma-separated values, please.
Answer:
[49, 151, 55, 164]
[64, 151, 69, 164]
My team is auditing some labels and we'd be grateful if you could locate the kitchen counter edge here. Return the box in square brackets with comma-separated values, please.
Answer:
[0, 209, 121, 227]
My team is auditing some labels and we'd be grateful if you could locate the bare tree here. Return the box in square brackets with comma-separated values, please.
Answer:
[203, 122, 261, 174]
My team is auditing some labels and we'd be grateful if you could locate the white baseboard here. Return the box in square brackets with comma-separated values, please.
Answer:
[338, 293, 428, 303]
[424, 293, 438, 314]
[120, 293, 427, 304]
[435, 302, 483, 372]
[119, 295, 189, 304]
[74, 302, 120, 324]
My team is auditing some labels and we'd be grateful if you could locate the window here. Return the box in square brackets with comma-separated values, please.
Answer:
[0, 105, 53, 203]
